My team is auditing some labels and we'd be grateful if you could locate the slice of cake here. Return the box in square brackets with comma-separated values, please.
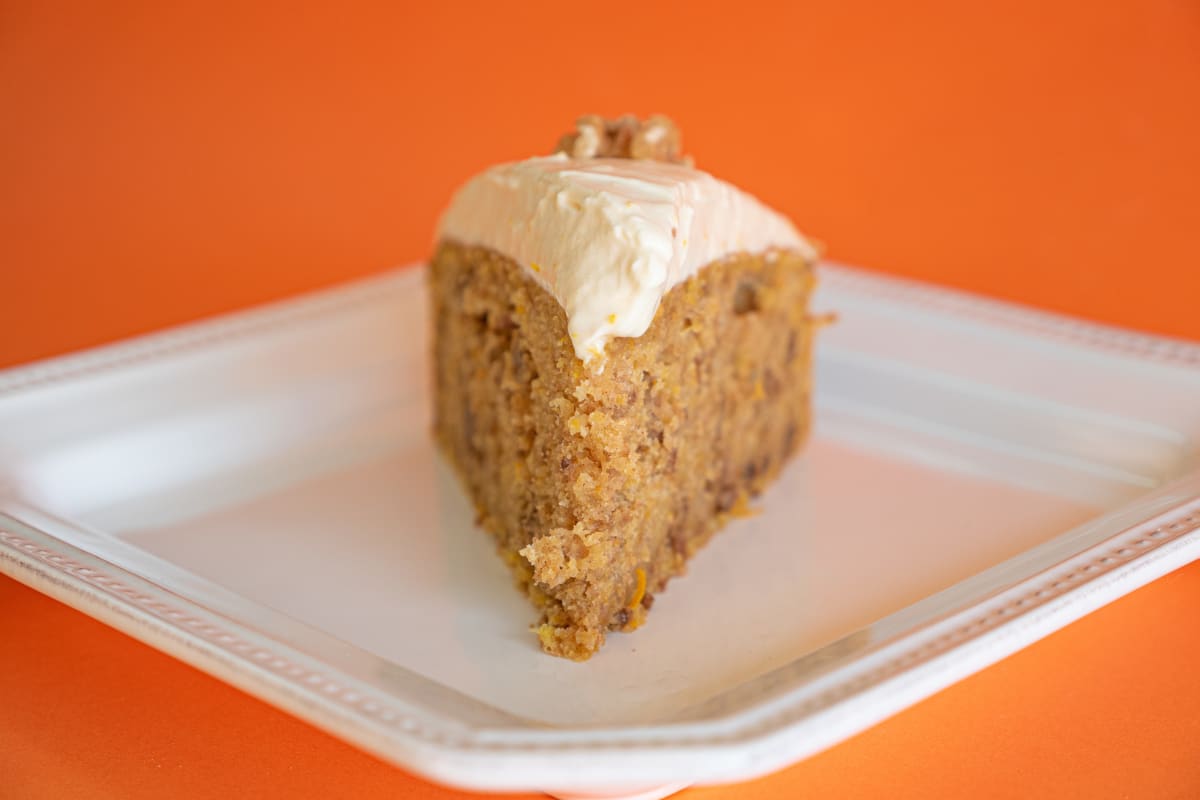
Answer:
[431, 115, 822, 660]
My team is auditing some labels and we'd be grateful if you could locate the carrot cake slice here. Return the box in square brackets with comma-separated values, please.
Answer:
[430, 115, 822, 660]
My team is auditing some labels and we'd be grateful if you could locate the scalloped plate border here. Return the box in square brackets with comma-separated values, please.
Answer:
[2, 264, 1199, 793]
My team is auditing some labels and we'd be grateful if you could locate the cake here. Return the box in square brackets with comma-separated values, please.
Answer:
[431, 115, 822, 660]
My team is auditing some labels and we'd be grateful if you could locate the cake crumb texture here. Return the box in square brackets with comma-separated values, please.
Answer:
[430, 241, 817, 660]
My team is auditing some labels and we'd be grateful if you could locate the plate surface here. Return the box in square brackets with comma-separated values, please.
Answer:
[2, 264, 1199, 794]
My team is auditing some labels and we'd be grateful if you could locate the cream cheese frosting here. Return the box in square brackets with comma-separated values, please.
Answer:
[437, 154, 817, 362]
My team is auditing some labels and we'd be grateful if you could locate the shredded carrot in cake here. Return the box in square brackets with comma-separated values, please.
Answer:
[628, 568, 647, 609]
[729, 495, 762, 519]
[529, 262, 542, 273]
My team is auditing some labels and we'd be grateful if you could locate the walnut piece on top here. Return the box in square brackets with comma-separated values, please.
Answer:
[555, 114, 693, 166]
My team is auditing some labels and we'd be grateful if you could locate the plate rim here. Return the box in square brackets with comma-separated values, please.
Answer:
[3, 492, 1198, 792]
[3, 263, 1199, 397]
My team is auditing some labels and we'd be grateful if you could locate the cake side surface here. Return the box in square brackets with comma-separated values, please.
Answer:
[430, 240, 817, 659]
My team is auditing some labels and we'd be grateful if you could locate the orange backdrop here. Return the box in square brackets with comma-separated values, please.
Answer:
[2, 2, 1199, 798]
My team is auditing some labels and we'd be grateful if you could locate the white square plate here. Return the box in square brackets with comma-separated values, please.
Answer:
[2, 264, 1198, 797]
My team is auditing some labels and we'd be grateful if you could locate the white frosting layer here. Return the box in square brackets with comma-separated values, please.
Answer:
[437, 154, 816, 362]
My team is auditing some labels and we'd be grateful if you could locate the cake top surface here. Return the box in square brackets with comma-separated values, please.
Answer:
[437, 116, 818, 362]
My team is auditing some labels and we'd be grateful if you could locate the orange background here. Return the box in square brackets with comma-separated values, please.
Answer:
[2, 2, 1199, 798]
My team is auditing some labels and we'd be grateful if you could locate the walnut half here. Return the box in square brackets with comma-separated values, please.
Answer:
[554, 114, 693, 166]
